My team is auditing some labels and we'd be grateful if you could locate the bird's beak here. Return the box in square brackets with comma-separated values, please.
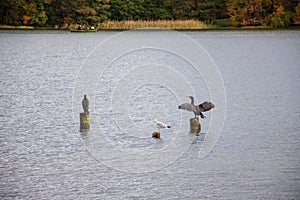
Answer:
[211, 103, 215, 108]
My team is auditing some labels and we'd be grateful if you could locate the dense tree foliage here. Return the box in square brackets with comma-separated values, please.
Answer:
[0, 0, 299, 27]
[227, 0, 299, 27]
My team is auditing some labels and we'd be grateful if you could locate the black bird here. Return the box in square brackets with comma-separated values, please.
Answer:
[82, 94, 89, 114]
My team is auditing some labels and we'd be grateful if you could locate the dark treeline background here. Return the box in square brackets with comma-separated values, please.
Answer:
[1, 0, 300, 28]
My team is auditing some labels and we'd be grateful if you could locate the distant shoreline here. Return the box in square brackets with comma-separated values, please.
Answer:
[1, 22, 300, 31]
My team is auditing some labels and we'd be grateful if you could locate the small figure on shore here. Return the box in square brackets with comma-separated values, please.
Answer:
[77, 24, 81, 30]
[82, 94, 89, 114]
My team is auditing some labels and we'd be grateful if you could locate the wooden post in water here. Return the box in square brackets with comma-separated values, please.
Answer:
[80, 112, 90, 130]
[190, 117, 201, 133]
[80, 94, 90, 131]
[152, 131, 160, 138]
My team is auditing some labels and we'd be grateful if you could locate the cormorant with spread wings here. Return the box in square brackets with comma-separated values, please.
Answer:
[178, 96, 215, 118]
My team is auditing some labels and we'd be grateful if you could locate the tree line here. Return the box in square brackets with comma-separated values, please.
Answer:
[1, 0, 300, 28]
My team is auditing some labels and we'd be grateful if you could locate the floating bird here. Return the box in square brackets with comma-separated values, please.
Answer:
[82, 94, 89, 114]
[154, 119, 171, 132]
[178, 96, 215, 118]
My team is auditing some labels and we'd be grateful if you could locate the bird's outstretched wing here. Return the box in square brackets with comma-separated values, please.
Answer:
[178, 103, 198, 113]
[198, 101, 215, 112]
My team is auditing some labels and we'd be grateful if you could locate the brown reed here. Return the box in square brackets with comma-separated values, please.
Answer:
[98, 20, 213, 30]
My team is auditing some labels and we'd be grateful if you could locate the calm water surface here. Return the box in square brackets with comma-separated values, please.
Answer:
[0, 30, 299, 199]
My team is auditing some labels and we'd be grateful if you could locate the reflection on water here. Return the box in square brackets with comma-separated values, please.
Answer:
[0, 30, 299, 199]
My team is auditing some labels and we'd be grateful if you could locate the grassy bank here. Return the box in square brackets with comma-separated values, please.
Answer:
[0, 20, 215, 31]
[0, 20, 214, 31]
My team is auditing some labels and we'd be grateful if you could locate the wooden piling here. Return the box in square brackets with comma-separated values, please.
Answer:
[190, 117, 201, 133]
[80, 112, 90, 130]
[152, 131, 160, 138]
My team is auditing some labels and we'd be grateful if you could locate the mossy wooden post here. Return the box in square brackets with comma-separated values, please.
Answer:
[80, 112, 90, 130]
[152, 131, 160, 138]
[190, 117, 201, 133]
[81, 94, 90, 131]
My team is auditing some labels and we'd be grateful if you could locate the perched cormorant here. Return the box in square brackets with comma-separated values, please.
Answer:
[178, 96, 214, 118]
[82, 94, 89, 114]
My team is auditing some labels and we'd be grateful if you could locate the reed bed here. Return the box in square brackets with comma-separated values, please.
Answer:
[0, 25, 34, 29]
[98, 20, 212, 30]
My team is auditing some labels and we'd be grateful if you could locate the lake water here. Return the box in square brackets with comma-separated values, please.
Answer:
[0, 30, 299, 199]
